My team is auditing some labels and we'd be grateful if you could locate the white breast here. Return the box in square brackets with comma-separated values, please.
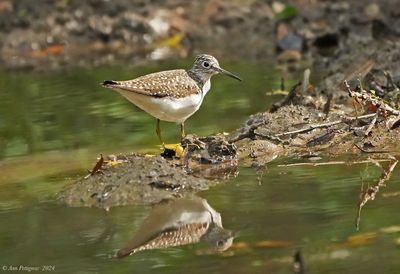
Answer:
[150, 93, 203, 123]
[203, 80, 211, 94]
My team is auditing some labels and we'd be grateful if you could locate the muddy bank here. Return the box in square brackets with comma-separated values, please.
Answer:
[2, 0, 400, 71]
[232, 105, 400, 158]
[58, 154, 208, 209]
[231, 32, 400, 159]
[0, 0, 276, 70]
[57, 135, 238, 209]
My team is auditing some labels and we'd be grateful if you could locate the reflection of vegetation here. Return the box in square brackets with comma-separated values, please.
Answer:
[356, 157, 399, 230]
[0, 63, 280, 159]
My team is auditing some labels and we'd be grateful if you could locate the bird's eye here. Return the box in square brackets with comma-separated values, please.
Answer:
[217, 240, 225, 247]
[202, 61, 210, 68]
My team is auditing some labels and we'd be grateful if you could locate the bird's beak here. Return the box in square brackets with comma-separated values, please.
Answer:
[214, 66, 242, 81]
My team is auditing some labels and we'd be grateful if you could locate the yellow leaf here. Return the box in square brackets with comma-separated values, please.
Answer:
[230, 241, 250, 251]
[380, 226, 400, 234]
[346, 232, 376, 246]
[253, 240, 292, 248]
[268, 89, 289, 96]
[157, 33, 184, 48]
[163, 144, 184, 158]
[105, 160, 121, 166]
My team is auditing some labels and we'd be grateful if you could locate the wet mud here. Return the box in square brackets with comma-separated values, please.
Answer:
[57, 135, 238, 209]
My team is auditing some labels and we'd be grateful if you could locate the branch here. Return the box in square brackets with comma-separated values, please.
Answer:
[344, 80, 400, 116]
[274, 113, 376, 138]
[364, 109, 379, 137]
[278, 158, 392, 167]
[270, 81, 301, 113]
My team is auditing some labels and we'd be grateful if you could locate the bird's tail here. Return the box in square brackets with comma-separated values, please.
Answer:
[116, 247, 133, 258]
[102, 80, 119, 87]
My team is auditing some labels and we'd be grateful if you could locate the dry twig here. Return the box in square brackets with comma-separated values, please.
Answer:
[278, 158, 392, 167]
[274, 113, 376, 138]
[344, 80, 400, 116]
[85, 154, 104, 179]
[270, 81, 301, 113]
[364, 109, 379, 137]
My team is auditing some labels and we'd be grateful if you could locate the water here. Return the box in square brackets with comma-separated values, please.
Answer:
[1, 61, 399, 274]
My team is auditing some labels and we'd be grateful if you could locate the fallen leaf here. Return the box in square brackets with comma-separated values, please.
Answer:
[156, 33, 184, 48]
[229, 241, 251, 251]
[345, 232, 377, 247]
[382, 191, 400, 198]
[366, 103, 379, 113]
[174, 144, 184, 158]
[163, 143, 184, 158]
[105, 160, 122, 166]
[254, 240, 292, 248]
[43, 44, 65, 54]
[31, 44, 65, 58]
[380, 226, 400, 234]
[275, 5, 298, 20]
[269, 89, 289, 96]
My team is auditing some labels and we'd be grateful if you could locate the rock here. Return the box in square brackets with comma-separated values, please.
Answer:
[277, 33, 304, 52]
[181, 134, 237, 164]
[236, 139, 279, 166]
[371, 19, 400, 40]
[364, 3, 380, 19]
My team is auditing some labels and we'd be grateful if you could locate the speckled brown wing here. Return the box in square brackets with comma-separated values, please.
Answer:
[117, 222, 209, 258]
[103, 69, 201, 98]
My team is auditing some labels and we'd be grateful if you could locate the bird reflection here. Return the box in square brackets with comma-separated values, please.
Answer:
[117, 196, 233, 258]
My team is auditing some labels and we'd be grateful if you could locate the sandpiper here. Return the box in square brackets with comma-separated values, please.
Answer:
[102, 54, 241, 147]
[117, 196, 233, 258]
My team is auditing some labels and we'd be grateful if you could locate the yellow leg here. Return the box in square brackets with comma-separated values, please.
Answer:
[180, 123, 185, 139]
[156, 119, 165, 148]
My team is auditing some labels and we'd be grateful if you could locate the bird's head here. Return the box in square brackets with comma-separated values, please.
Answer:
[191, 54, 242, 82]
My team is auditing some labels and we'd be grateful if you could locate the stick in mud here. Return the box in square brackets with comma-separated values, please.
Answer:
[270, 81, 301, 113]
[364, 109, 379, 137]
[273, 113, 376, 138]
[353, 143, 390, 154]
[301, 68, 310, 96]
[323, 93, 333, 119]
[278, 158, 393, 168]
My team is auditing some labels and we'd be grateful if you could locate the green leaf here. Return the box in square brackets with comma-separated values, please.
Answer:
[276, 5, 298, 20]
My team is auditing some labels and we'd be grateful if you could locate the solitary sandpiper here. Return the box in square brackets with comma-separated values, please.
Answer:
[117, 196, 233, 258]
[102, 54, 241, 147]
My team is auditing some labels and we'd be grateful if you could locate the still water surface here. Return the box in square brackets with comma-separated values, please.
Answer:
[0, 60, 399, 273]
